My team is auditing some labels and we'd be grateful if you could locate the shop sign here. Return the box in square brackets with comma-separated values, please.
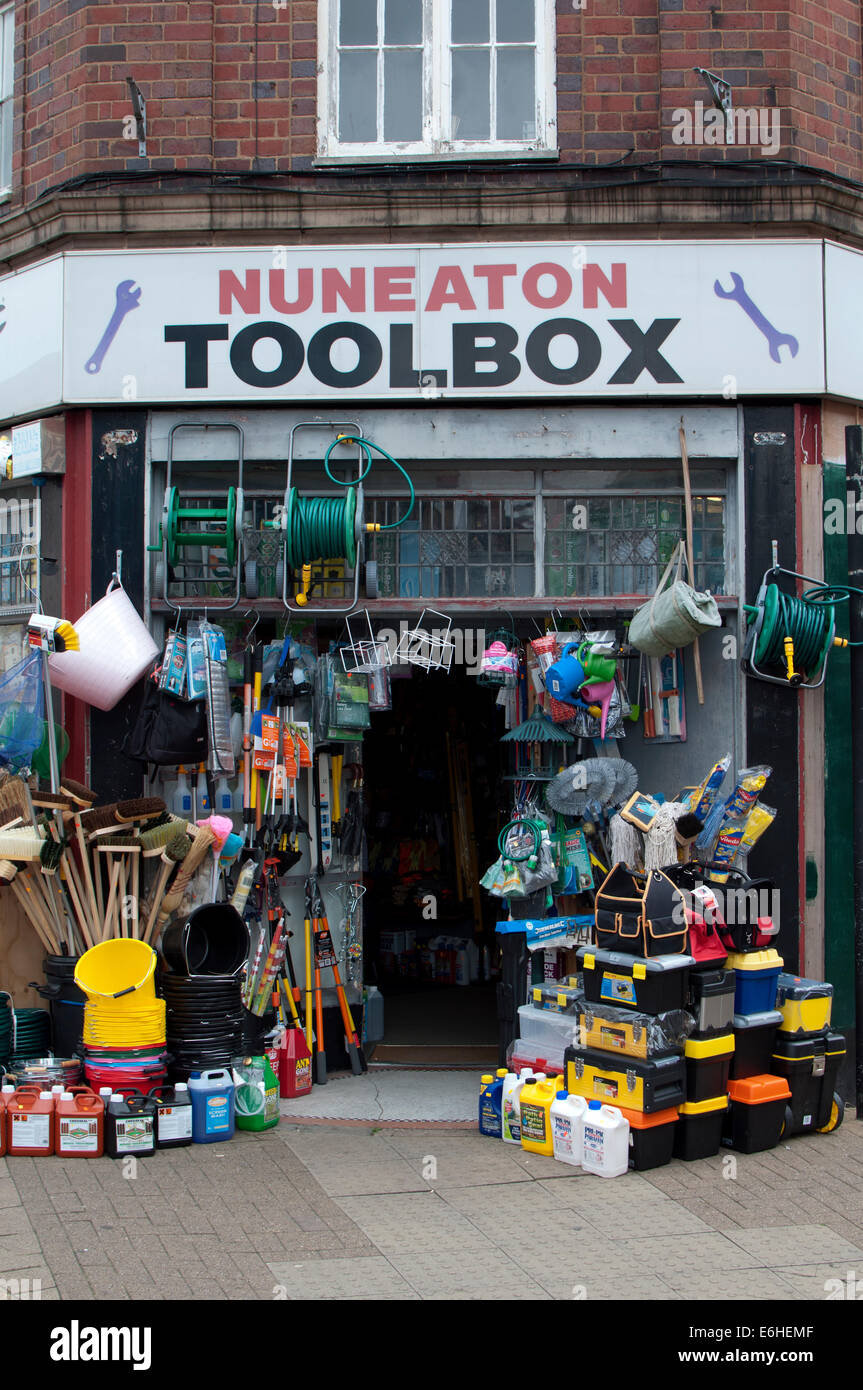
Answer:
[58, 242, 825, 403]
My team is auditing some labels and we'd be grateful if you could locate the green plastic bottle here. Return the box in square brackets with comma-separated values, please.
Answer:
[234, 1055, 280, 1132]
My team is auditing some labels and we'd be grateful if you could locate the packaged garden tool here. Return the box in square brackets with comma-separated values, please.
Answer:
[201, 620, 235, 778]
[687, 753, 731, 821]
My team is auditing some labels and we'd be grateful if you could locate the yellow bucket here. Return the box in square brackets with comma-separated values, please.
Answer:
[74, 939, 157, 1006]
[83, 998, 166, 1049]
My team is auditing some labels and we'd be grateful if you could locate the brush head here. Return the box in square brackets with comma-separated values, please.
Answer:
[115, 798, 167, 824]
[139, 816, 189, 855]
[80, 805, 121, 839]
[60, 778, 96, 808]
[165, 830, 190, 864]
[30, 792, 76, 811]
[674, 812, 704, 843]
[0, 830, 44, 862]
[0, 860, 18, 883]
[96, 835, 141, 855]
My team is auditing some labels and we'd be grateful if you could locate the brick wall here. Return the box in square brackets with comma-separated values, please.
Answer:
[8, 0, 863, 207]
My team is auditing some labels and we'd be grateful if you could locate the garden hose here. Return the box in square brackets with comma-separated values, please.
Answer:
[498, 818, 543, 866]
[744, 581, 863, 686]
[274, 436, 415, 604]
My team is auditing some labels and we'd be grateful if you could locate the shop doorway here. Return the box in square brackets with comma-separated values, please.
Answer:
[362, 660, 505, 1065]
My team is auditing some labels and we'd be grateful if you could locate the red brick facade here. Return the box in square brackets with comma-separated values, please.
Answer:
[8, 0, 863, 206]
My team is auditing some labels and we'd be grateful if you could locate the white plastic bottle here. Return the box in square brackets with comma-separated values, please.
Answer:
[502, 1067, 534, 1144]
[550, 1090, 588, 1167]
[580, 1099, 630, 1178]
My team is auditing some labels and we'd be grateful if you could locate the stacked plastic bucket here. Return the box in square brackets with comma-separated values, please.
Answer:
[159, 904, 248, 1079]
[74, 940, 168, 1095]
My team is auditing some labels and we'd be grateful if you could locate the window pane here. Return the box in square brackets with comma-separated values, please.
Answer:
[496, 0, 534, 42]
[452, 48, 490, 140]
[385, 0, 422, 45]
[0, 100, 11, 188]
[496, 48, 535, 139]
[452, 0, 490, 44]
[340, 0, 378, 46]
[384, 48, 423, 141]
[339, 49, 378, 142]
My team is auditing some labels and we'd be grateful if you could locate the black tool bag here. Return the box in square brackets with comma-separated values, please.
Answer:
[123, 669, 208, 767]
[594, 863, 688, 957]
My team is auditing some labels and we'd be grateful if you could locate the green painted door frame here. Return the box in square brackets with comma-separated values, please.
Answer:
[823, 460, 854, 1030]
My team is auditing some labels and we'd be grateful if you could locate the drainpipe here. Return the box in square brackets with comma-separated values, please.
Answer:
[844, 425, 863, 1119]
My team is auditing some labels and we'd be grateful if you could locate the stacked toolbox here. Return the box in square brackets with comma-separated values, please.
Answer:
[676, 966, 736, 1161]
[770, 975, 846, 1135]
[570, 947, 692, 1169]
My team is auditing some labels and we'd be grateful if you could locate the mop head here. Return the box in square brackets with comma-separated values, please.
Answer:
[609, 812, 643, 871]
[644, 802, 687, 871]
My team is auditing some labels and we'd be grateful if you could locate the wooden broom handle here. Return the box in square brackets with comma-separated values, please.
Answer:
[679, 423, 705, 706]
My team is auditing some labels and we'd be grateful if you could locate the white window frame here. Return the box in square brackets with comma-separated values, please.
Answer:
[317, 0, 558, 163]
[0, 4, 13, 197]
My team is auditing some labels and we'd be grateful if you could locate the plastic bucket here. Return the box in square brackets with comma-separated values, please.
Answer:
[29, 955, 86, 1056]
[75, 940, 157, 1006]
[48, 578, 159, 712]
[160, 904, 249, 978]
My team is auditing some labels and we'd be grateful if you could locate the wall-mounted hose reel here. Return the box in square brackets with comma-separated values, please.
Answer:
[742, 544, 853, 689]
[149, 422, 246, 612]
[267, 421, 415, 614]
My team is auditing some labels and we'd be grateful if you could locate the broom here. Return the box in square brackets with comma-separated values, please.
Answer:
[141, 832, 190, 946]
[150, 824, 218, 935]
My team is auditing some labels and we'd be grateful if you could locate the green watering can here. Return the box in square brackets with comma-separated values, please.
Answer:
[577, 641, 618, 684]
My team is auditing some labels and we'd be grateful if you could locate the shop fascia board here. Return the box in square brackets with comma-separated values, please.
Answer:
[147, 405, 740, 464]
[4, 178, 863, 271]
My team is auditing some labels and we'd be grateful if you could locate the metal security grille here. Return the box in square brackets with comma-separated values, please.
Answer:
[0, 497, 40, 616]
[368, 496, 535, 598]
[544, 494, 726, 598]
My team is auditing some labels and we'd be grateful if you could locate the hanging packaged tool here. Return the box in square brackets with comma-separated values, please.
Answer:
[200, 621, 235, 777]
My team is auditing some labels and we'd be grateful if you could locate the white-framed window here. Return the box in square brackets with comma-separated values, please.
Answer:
[317, 0, 558, 163]
[0, 4, 13, 195]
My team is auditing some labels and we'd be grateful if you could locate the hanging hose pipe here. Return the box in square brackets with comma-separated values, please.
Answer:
[270, 436, 415, 605]
[744, 579, 863, 687]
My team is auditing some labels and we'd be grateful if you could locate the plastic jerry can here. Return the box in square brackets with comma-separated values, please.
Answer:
[55, 1088, 104, 1158]
[519, 1074, 560, 1155]
[235, 1055, 280, 1132]
[580, 1100, 630, 1178]
[151, 1084, 194, 1149]
[502, 1069, 533, 1144]
[7, 1089, 55, 1156]
[550, 1090, 587, 1166]
[478, 1069, 508, 1137]
[105, 1092, 156, 1159]
[280, 1026, 313, 1099]
[188, 1068, 236, 1143]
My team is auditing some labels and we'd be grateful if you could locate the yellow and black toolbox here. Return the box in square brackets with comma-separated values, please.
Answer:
[574, 1001, 691, 1060]
[531, 978, 584, 1015]
[674, 1095, 728, 1161]
[564, 1043, 686, 1113]
[577, 946, 694, 1015]
[770, 1029, 846, 1135]
[684, 1032, 735, 1103]
[775, 974, 833, 1035]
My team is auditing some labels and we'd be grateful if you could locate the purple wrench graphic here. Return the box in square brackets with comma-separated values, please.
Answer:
[85, 279, 141, 374]
[713, 272, 798, 363]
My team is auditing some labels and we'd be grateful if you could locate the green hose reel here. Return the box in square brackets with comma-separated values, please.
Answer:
[272, 426, 415, 612]
[743, 560, 854, 688]
[164, 485, 239, 567]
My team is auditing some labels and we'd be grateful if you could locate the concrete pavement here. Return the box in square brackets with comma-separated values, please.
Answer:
[2, 1096, 862, 1301]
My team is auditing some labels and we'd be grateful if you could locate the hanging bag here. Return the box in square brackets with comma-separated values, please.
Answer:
[123, 667, 209, 767]
[594, 862, 688, 956]
[629, 540, 721, 657]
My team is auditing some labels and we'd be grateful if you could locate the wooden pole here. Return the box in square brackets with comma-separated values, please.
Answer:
[679, 422, 705, 705]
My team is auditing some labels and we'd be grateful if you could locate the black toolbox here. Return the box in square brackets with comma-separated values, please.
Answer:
[674, 1096, 728, 1161]
[729, 1010, 782, 1080]
[684, 1032, 735, 1103]
[577, 946, 694, 1015]
[686, 968, 736, 1037]
[723, 1074, 791, 1154]
[564, 1043, 686, 1113]
[770, 1029, 846, 1135]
